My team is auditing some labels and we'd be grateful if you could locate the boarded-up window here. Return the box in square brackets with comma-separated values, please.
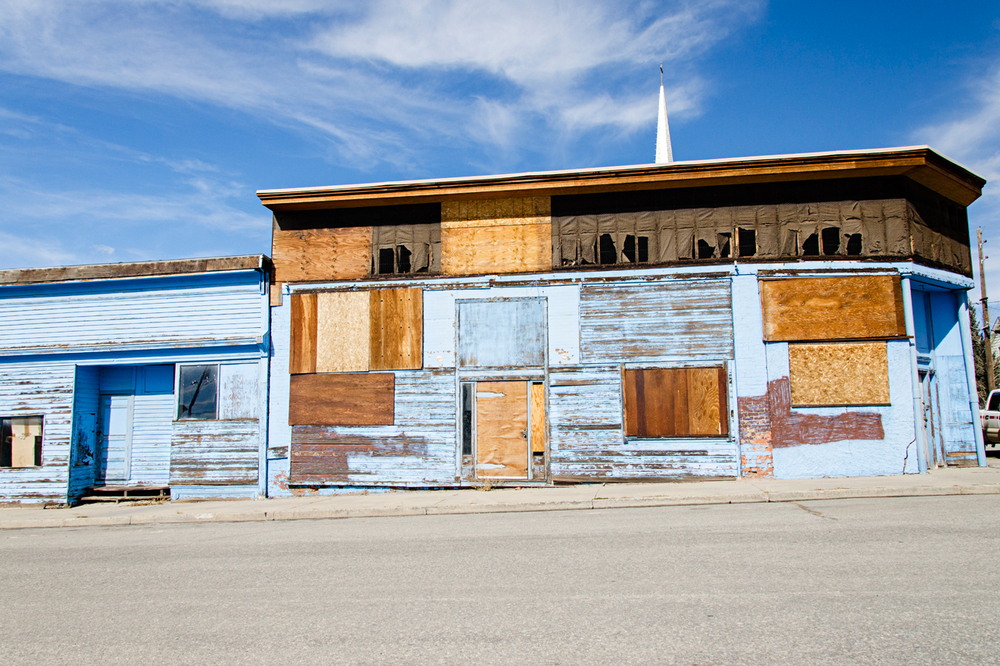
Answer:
[789, 342, 890, 406]
[760, 275, 907, 342]
[289, 373, 395, 426]
[440, 197, 552, 275]
[371, 224, 441, 275]
[623, 367, 728, 438]
[457, 298, 546, 367]
[290, 289, 422, 373]
[0, 416, 43, 467]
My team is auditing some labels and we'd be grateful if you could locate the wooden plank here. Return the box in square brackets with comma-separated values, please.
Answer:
[440, 197, 551, 275]
[289, 293, 318, 374]
[789, 342, 890, 406]
[530, 382, 546, 453]
[272, 226, 371, 283]
[316, 291, 370, 372]
[269, 282, 283, 307]
[369, 288, 423, 370]
[476, 381, 529, 478]
[289, 373, 395, 426]
[760, 275, 906, 341]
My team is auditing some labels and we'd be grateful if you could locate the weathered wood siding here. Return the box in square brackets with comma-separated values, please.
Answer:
[170, 419, 261, 485]
[548, 366, 737, 480]
[579, 280, 733, 362]
[289, 370, 456, 485]
[0, 273, 265, 356]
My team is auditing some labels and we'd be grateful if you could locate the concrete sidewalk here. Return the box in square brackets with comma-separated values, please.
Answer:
[3, 461, 1000, 530]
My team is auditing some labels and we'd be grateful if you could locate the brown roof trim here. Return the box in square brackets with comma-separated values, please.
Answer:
[257, 147, 985, 211]
[0, 255, 271, 286]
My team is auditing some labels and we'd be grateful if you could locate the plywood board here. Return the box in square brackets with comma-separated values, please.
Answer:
[623, 367, 727, 438]
[9, 418, 41, 467]
[316, 291, 371, 372]
[289, 293, 318, 374]
[789, 342, 890, 406]
[369, 288, 423, 370]
[476, 381, 529, 478]
[289, 373, 395, 426]
[441, 197, 551, 275]
[272, 225, 371, 283]
[457, 298, 546, 367]
[760, 275, 906, 341]
[530, 382, 546, 453]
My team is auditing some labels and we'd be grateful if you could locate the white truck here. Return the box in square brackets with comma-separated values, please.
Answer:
[981, 389, 1000, 444]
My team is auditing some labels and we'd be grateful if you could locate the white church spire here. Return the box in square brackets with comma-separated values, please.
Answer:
[655, 64, 674, 164]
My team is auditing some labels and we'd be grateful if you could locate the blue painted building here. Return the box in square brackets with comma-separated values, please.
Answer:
[259, 147, 987, 493]
[0, 256, 271, 504]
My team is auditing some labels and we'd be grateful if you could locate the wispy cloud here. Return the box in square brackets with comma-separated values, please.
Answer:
[0, 0, 763, 166]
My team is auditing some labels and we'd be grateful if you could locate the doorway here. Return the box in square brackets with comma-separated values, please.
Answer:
[461, 380, 546, 481]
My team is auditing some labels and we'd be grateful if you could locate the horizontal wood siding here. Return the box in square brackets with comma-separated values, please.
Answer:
[0, 360, 74, 502]
[548, 366, 737, 480]
[0, 273, 265, 355]
[579, 280, 734, 362]
[170, 419, 261, 485]
[290, 370, 456, 485]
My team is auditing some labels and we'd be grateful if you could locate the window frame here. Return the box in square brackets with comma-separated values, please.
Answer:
[621, 365, 729, 439]
[0, 415, 44, 468]
[176, 364, 220, 421]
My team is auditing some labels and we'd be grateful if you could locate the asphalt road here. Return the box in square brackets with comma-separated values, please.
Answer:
[2, 495, 999, 665]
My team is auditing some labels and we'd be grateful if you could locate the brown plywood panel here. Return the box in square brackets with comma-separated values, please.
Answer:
[624, 367, 726, 438]
[760, 275, 906, 341]
[441, 197, 551, 275]
[9, 418, 41, 467]
[272, 225, 371, 283]
[316, 291, 370, 372]
[289, 293, 318, 374]
[289, 373, 395, 426]
[369, 288, 423, 370]
[476, 381, 529, 478]
[530, 382, 546, 453]
[789, 342, 890, 406]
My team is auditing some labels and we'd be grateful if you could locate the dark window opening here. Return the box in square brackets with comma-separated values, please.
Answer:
[802, 233, 820, 256]
[738, 228, 757, 257]
[821, 226, 841, 255]
[623, 235, 636, 263]
[396, 245, 412, 273]
[598, 234, 617, 264]
[460, 383, 474, 456]
[178, 365, 218, 420]
[697, 239, 715, 259]
[637, 236, 649, 262]
[846, 233, 863, 255]
[718, 233, 731, 259]
[0, 416, 43, 468]
[377, 248, 395, 274]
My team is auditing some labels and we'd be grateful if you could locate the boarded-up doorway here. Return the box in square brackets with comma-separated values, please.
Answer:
[463, 380, 547, 481]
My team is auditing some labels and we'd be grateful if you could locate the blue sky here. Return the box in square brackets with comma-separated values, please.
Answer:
[2, 0, 1000, 302]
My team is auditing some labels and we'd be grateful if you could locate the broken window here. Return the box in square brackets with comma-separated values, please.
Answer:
[0, 416, 43, 468]
[622, 367, 728, 438]
[737, 228, 757, 257]
[371, 224, 440, 275]
[177, 364, 218, 420]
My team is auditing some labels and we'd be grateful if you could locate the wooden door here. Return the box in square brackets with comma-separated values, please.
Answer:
[96, 394, 133, 485]
[475, 381, 530, 479]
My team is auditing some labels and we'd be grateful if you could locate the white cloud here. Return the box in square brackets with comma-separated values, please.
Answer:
[0, 0, 762, 164]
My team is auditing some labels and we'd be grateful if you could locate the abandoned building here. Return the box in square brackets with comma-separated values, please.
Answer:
[258, 146, 986, 494]
[0, 256, 271, 503]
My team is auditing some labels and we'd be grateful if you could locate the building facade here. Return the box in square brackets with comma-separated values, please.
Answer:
[0, 256, 271, 503]
[259, 147, 986, 494]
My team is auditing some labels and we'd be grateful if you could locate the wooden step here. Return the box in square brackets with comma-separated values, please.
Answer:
[77, 485, 170, 504]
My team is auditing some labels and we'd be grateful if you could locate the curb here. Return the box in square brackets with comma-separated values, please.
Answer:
[2, 482, 999, 530]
